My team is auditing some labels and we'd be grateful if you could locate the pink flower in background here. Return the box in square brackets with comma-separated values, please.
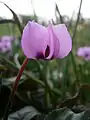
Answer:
[21, 21, 72, 59]
[0, 36, 15, 53]
[1, 36, 15, 42]
[77, 47, 90, 60]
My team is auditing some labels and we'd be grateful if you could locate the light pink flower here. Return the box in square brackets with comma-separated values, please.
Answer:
[21, 21, 72, 59]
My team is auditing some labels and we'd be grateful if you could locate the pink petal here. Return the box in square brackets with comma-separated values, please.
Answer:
[50, 24, 72, 58]
[47, 24, 60, 58]
[21, 21, 49, 59]
[46, 25, 54, 59]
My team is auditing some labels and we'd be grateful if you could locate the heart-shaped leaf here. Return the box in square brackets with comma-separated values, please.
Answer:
[8, 106, 40, 120]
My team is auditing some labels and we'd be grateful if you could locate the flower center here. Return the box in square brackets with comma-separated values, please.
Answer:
[36, 52, 44, 59]
[45, 45, 50, 57]
[84, 53, 89, 57]
[36, 45, 50, 59]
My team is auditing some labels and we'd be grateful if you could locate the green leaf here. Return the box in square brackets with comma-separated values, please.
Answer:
[17, 88, 46, 112]
[45, 108, 73, 120]
[81, 110, 90, 120]
[8, 106, 40, 120]
[0, 1, 23, 34]
[44, 108, 90, 120]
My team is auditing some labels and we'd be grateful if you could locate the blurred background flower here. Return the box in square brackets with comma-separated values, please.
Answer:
[0, 36, 15, 53]
[77, 47, 90, 60]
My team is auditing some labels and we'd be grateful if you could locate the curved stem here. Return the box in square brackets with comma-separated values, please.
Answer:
[3, 57, 28, 120]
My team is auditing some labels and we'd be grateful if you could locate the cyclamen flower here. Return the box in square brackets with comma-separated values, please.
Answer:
[21, 21, 72, 59]
[0, 36, 15, 53]
[77, 47, 90, 60]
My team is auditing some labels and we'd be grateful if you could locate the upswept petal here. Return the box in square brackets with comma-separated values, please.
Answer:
[47, 24, 60, 58]
[51, 24, 72, 58]
[46, 25, 54, 59]
[21, 21, 49, 58]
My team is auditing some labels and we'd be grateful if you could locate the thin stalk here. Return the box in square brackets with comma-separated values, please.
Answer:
[44, 79, 49, 108]
[72, 0, 83, 42]
[70, 52, 79, 86]
[55, 3, 64, 23]
[41, 62, 49, 109]
[3, 58, 28, 120]
[70, 0, 83, 86]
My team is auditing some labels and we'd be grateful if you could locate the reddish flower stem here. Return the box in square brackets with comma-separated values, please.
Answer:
[3, 57, 28, 120]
